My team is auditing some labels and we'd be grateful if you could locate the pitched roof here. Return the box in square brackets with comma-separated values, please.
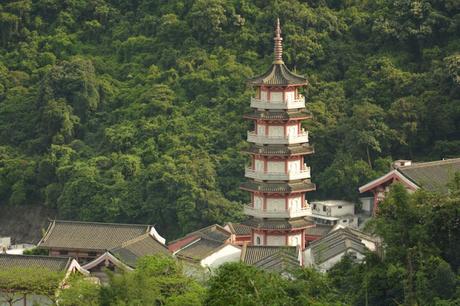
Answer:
[168, 224, 231, 254]
[243, 217, 314, 230]
[244, 144, 314, 156]
[226, 223, 252, 236]
[0, 254, 72, 273]
[110, 234, 170, 268]
[241, 245, 300, 272]
[247, 63, 308, 87]
[38, 220, 152, 251]
[305, 224, 333, 237]
[240, 181, 316, 193]
[174, 238, 223, 262]
[398, 158, 460, 193]
[308, 228, 368, 265]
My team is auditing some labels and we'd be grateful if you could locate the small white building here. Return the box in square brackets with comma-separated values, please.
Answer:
[307, 200, 357, 228]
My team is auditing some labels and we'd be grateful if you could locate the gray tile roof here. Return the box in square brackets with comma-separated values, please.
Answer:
[244, 217, 314, 230]
[168, 224, 231, 245]
[240, 181, 316, 193]
[305, 224, 333, 237]
[244, 144, 314, 156]
[39, 220, 151, 251]
[226, 223, 252, 236]
[242, 246, 299, 269]
[0, 254, 72, 273]
[110, 234, 170, 268]
[174, 238, 225, 262]
[247, 63, 308, 86]
[398, 158, 460, 193]
[308, 228, 368, 265]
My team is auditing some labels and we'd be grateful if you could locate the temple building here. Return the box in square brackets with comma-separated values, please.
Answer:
[359, 158, 460, 214]
[240, 19, 315, 250]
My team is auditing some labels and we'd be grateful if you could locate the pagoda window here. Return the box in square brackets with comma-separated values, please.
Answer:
[267, 161, 284, 173]
[323, 205, 327, 212]
[261, 90, 268, 101]
[271, 91, 283, 102]
[256, 237, 261, 245]
[268, 125, 283, 137]
[285, 90, 295, 102]
[257, 124, 265, 135]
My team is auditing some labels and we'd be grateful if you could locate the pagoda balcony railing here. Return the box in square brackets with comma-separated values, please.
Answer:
[243, 205, 310, 218]
[245, 165, 310, 180]
[250, 96, 305, 110]
[247, 131, 309, 145]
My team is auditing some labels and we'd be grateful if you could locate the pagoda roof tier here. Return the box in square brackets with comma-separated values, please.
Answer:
[240, 181, 316, 193]
[243, 110, 312, 121]
[244, 144, 314, 156]
[243, 217, 314, 230]
[247, 63, 308, 87]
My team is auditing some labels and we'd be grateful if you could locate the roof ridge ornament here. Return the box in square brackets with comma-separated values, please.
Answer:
[273, 18, 284, 64]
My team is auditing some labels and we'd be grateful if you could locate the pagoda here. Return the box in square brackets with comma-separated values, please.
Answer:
[240, 19, 315, 250]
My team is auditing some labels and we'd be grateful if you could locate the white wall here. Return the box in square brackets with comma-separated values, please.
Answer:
[270, 92, 283, 102]
[267, 161, 284, 173]
[288, 196, 302, 210]
[257, 124, 265, 135]
[287, 160, 301, 173]
[317, 251, 365, 272]
[286, 125, 298, 136]
[268, 125, 283, 137]
[330, 204, 354, 217]
[255, 160, 264, 172]
[201, 245, 241, 269]
[285, 91, 295, 101]
[266, 198, 285, 211]
[288, 234, 302, 247]
[267, 235, 285, 246]
[254, 196, 263, 209]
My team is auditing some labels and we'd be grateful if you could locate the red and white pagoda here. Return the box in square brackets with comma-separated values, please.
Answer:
[240, 19, 316, 250]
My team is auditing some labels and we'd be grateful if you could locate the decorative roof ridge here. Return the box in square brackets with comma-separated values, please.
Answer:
[398, 157, 460, 170]
[50, 219, 152, 228]
[113, 233, 168, 251]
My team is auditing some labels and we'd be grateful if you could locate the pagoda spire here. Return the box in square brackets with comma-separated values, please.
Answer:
[273, 18, 283, 64]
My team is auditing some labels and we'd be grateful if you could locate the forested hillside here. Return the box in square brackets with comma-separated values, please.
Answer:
[0, 0, 459, 239]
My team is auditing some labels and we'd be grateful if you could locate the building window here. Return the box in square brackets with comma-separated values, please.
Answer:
[59, 250, 68, 256]
[323, 206, 326, 212]
[338, 205, 342, 209]
[256, 237, 261, 245]
[342, 219, 347, 223]
[313, 204, 317, 210]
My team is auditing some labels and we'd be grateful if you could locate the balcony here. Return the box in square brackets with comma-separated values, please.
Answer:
[245, 166, 311, 180]
[247, 131, 309, 145]
[250, 96, 305, 110]
[244, 205, 310, 218]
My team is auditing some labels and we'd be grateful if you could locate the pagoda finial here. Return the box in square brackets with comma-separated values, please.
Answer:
[273, 18, 283, 64]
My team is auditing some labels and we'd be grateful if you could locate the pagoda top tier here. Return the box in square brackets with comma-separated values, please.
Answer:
[247, 18, 308, 87]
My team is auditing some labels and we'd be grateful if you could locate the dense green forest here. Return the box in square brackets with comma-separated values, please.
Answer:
[0, 0, 459, 239]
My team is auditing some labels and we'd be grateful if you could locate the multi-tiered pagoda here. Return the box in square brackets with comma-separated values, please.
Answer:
[240, 19, 315, 250]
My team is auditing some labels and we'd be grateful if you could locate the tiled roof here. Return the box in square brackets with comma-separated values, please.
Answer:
[110, 234, 170, 268]
[174, 238, 224, 262]
[242, 246, 299, 267]
[398, 158, 460, 193]
[244, 144, 314, 156]
[308, 228, 368, 265]
[243, 218, 314, 230]
[243, 111, 312, 121]
[305, 224, 333, 237]
[247, 63, 308, 86]
[168, 224, 231, 245]
[0, 254, 72, 273]
[39, 220, 151, 251]
[240, 181, 316, 193]
[226, 223, 252, 236]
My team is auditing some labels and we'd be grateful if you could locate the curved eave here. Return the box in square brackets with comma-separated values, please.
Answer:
[240, 181, 316, 193]
[242, 144, 315, 156]
[247, 63, 308, 87]
[243, 112, 312, 121]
